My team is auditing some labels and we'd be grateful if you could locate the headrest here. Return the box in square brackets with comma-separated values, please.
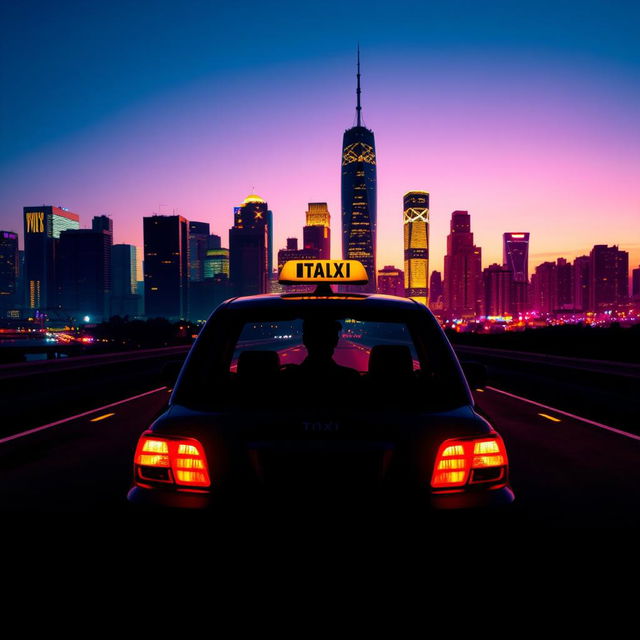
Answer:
[237, 350, 280, 378]
[368, 345, 413, 377]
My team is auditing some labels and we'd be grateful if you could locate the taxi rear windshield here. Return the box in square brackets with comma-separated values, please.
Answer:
[176, 310, 469, 411]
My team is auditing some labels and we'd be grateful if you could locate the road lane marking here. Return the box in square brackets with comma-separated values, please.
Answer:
[90, 412, 115, 422]
[0, 387, 167, 446]
[538, 413, 561, 423]
[486, 386, 640, 442]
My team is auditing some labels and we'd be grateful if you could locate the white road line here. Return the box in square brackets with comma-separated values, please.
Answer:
[486, 385, 640, 442]
[0, 387, 167, 446]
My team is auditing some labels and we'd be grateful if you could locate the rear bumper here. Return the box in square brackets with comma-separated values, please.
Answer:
[128, 483, 515, 511]
[430, 485, 515, 510]
[127, 486, 213, 510]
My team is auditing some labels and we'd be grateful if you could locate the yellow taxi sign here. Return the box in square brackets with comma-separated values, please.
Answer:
[279, 260, 368, 285]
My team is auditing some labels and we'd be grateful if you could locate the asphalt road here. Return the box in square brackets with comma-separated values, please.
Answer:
[1, 380, 638, 526]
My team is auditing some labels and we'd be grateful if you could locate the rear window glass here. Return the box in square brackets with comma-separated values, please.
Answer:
[231, 318, 419, 373]
[176, 309, 468, 412]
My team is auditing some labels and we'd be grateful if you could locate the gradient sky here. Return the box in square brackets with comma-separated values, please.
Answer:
[1, 0, 639, 277]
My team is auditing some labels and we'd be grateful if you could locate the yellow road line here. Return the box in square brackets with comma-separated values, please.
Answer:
[90, 412, 116, 422]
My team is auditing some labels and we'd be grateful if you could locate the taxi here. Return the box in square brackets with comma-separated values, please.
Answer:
[127, 260, 515, 512]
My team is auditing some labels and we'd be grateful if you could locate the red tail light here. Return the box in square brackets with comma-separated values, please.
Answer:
[431, 435, 508, 490]
[134, 433, 210, 489]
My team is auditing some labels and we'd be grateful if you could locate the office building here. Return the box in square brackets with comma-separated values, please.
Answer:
[203, 248, 229, 279]
[531, 261, 558, 314]
[303, 203, 331, 259]
[429, 271, 444, 310]
[342, 49, 377, 291]
[403, 191, 429, 305]
[573, 255, 591, 311]
[556, 257, 573, 310]
[443, 211, 483, 319]
[0, 231, 19, 309]
[189, 221, 210, 282]
[377, 266, 405, 297]
[58, 219, 113, 322]
[23, 205, 80, 312]
[503, 233, 530, 283]
[589, 245, 628, 311]
[229, 195, 269, 296]
[483, 264, 513, 317]
[112, 244, 141, 317]
[143, 215, 189, 319]
[632, 266, 640, 303]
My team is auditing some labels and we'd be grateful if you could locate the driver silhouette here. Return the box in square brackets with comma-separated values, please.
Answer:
[294, 317, 360, 385]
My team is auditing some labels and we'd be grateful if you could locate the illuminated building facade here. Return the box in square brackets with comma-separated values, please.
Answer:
[112, 244, 141, 317]
[633, 266, 640, 303]
[143, 215, 189, 319]
[531, 262, 557, 313]
[0, 231, 19, 309]
[403, 191, 429, 305]
[573, 255, 590, 311]
[589, 245, 628, 311]
[429, 271, 444, 311]
[303, 203, 330, 259]
[483, 264, 513, 317]
[204, 248, 229, 279]
[377, 265, 405, 297]
[556, 257, 573, 310]
[443, 211, 483, 318]
[23, 205, 79, 312]
[58, 218, 113, 322]
[503, 233, 530, 283]
[229, 195, 270, 296]
[341, 50, 377, 291]
[189, 221, 210, 282]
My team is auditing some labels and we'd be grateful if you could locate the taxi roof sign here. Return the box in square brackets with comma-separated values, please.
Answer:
[279, 260, 368, 285]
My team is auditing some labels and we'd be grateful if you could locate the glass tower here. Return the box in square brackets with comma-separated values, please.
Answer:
[403, 191, 429, 305]
[341, 49, 377, 292]
[23, 205, 80, 312]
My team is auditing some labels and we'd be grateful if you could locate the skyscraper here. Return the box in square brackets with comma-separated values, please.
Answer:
[377, 265, 405, 297]
[58, 220, 113, 322]
[503, 233, 530, 283]
[0, 231, 19, 310]
[556, 257, 573, 310]
[429, 271, 444, 311]
[341, 49, 377, 291]
[23, 205, 80, 312]
[403, 191, 429, 305]
[229, 195, 269, 296]
[589, 245, 628, 311]
[188, 221, 210, 282]
[483, 264, 513, 317]
[143, 215, 189, 319]
[303, 203, 331, 259]
[633, 266, 640, 303]
[112, 244, 140, 317]
[443, 211, 483, 319]
[573, 255, 591, 311]
[503, 232, 530, 314]
[530, 261, 558, 313]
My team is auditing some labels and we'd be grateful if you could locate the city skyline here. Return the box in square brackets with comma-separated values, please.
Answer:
[1, 2, 638, 277]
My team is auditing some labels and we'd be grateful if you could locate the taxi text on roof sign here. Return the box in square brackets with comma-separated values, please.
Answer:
[279, 260, 369, 285]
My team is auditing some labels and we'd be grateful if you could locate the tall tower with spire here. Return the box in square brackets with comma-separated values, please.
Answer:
[341, 47, 377, 292]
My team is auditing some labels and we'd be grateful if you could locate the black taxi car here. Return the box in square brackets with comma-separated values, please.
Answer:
[127, 260, 514, 511]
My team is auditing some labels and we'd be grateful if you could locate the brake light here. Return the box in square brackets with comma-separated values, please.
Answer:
[134, 433, 210, 489]
[431, 435, 507, 489]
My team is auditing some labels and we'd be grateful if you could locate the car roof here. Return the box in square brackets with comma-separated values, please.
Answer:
[217, 292, 425, 314]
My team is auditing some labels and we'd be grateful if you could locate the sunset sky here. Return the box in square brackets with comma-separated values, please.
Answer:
[1, 0, 639, 276]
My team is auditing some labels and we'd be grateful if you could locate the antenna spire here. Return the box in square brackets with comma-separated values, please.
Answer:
[356, 44, 362, 127]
